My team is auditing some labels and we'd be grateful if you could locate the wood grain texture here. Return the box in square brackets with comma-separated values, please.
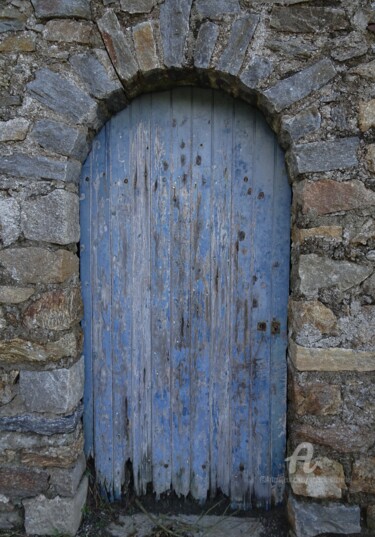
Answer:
[81, 88, 290, 507]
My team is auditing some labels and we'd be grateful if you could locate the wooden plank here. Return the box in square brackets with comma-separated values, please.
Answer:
[189, 87, 212, 501]
[110, 105, 133, 499]
[210, 90, 233, 498]
[80, 152, 93, 458]
[91, 124, 114, 498]
[270, 146, 290, 504]
[170, 87, 193, 498]
[229, 99, 254, 507]
[131, 94, 152, 495]
[150, 91, 172, 496]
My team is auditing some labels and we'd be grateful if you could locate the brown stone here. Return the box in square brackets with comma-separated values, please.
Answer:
[292, 226, 342, 244]
[290, 380, 341, 416]
[289, 341, 375, 372]
[289, 300, 337, 335]
[350, 457, 375, 494]
[367, 505, 375, 530]
[0, 33, 36, 53]
[0, 247, 78, 285]
[0, 371, 18, 406]
[0, 466, 48, 498]
[293, 423, 374, 453]
[366, 144, 375, 173]
[0, 286, 34, 304]
[132, 21, 160, 72]
[352, 60, 375, 81]
[20, 430, 84, 468]
[43, 20, 93, 44]
[297, 179, 375, 215]
[0, 333, 78, 366]
[23, 288, 83, 331]
[290, 457, 346, 499]
[359, 100, 375, 131]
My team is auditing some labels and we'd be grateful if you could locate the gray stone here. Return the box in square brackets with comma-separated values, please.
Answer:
[49, 452, 86, 496]
[0, 333, 78, 366]
[21, 189, 80, 245]
[31, 119, 88, 161]
[23, 475, 88, 537]
[0, 93, 22, 107]
[160, 0, 193, 68]
[132, 21, 160, 73]
[0, 7, 25, 33]
[0, 286, 34, 304]
[298, 254, 372, 298]
[70, 51, 124, 101]
[217, 15, 259, 76]
[281, 107, 321, 143]
[0, 371, 18, 406]
[0, 404, 83, 436]
[0, 152, 81, 183]
[0, 118, 29, 142]
[120, 0, 159, 13]
[270, 6, 349, 33]
[363, 272, 375, 298]
[0, 509, 22, 530]
[23, 287, 82, 331]
[31, 0, 91, 19]
[194, 22, 219, 69]
[27, 68, 98, 125]
[0, 308, 6, 330]
[240, 57, 272, 89]
[195, 0, 240, 19]
[288, 137, 359, 175]
[97, 11, 138, 82]
[0, 426, 82, 453]
[0, 197, 20, 247]
[20, 357, 84, 415]
[267, 38, 318, 60]
[331, 33, 368, 62]
[0, 247, 79, 284]
[262, 58, 336, 113]
[287, 495, 360, 537]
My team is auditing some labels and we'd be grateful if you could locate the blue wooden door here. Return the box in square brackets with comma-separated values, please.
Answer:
[80, 88, 290, 508]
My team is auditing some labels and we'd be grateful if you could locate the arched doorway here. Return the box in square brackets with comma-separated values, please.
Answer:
[80, 87, 290, 508]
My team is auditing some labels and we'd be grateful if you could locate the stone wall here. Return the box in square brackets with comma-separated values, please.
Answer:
[0, 0, 374, 535]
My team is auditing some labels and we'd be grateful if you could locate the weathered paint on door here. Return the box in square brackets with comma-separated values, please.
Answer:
[80, 88, 290, 508]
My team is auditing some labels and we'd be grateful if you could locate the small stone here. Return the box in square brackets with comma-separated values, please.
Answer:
[289, 340, 375, 372]
[240, 57, 272, 89]
[0, 118, 29, 142]
[0, 371, 18, 406]
[293, 226, 342, 243]
[366, 144, 375, 172]
[20, 428, 84, 468]
[160, 0, 193, 68]
[0, 33, 36, 53]
[297, 179, 375, 215]
[23, 287, 82, 331]
[49, 452, 86, 496]
[0, 467, 49, 499]
[194, 22, 219, 69]
[287, 495, 360, 537]
[0, 333, 78, 366]
[293, 423, 374, 453]
[132, 21, 160, 73]
[367, 506, 375, 530]
[262, 58, 336, 113]
[43, 20, 93, 44]
[0, 426, 82, 453]
[290, 457, 346, 499]
[352, 60, 375, 81]
[195, 0, 240, 19]
[21, 189, 80, 245]
[288, 137, 359, 175]
[363, 273, 375, 299]
[0, 509, 22, 530]
[0, 247, 78, 284]
[0, 93, 22, 107]
[23, 475, 88, 537]
[298, 254, 372, 297]
[347, 218, 375, 245]
[0, 404, 83, 436]
[290, 380, 341, 416]
[97, 11, 138, 82]
[281, 107, 321, 143]
[0, 308, 6, 330]
[0, 286, 34, 304]
[359, 99, 375, 131]
[20, 357, 84, 415]
[31, 119, 88, 161]
[31, 0, 91, 19]
[350, 457, 375, 494]
[289, 300, 337, 335]
[267, 37, 318, 60]
[216, 15, 259, 76]
[0, 197, 20, 247]
[120, 0, 159, 13]
[27, 68, 98, 125]
[69, 51, 124, 104]
[270, 6, 349, 33]
[331, 33, 368, 62]
[0, 153, 81, 182]
[0, 6, 26, 33]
